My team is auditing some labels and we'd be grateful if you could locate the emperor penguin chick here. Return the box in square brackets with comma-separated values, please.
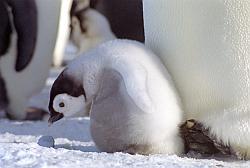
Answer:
[70, 8, 116, 54]
[48, 39, 183, 155]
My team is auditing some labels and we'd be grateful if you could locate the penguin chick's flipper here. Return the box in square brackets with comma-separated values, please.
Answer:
[119, 63, 153, 114]
[6, 0, 38, 72]
[0, 1, 12, 55]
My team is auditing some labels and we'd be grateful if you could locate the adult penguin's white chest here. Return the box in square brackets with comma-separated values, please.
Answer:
[143, 0, 250, 158]
[143, 0, 250, 120]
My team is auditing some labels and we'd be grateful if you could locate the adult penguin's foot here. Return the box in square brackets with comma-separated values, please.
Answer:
[180, 119, 235, 158]
[25, 107, 48, 121]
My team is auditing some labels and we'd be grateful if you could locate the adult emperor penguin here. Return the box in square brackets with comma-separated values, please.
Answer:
[48, 39, 183, 155]
[90, 0, 144, 42]
[0, 0, 72, 119]
[143, 0, 250, 159]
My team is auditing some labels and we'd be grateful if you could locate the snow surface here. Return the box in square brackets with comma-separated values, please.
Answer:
[1, 68, 250, 168]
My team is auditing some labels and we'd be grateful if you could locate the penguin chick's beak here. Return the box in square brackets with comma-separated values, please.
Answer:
[48, 111, 64, 124]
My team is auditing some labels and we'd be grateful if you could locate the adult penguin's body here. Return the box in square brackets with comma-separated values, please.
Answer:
[90, 0, 144, 42]
[0, 0, 72, 119]
[143, 0, 250, 159]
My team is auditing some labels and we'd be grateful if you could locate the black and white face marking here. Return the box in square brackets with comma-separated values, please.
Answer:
[52, 93, 85, 117]
[48, 69, 86, 124]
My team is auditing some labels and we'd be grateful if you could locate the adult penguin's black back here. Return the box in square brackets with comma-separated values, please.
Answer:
[90, 0, 145, 42]
[0, 1, 12, 112]
[0, 0, 38, 72]
[0, 1, 12, 56]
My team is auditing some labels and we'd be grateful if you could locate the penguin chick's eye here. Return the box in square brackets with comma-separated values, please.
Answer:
[59, 102, 65, 108]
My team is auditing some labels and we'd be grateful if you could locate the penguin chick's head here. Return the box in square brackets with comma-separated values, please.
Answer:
[48, 69, 86, 124]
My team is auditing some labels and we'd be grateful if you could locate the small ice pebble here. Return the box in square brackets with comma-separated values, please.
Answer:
[38, 135, 55, 148]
